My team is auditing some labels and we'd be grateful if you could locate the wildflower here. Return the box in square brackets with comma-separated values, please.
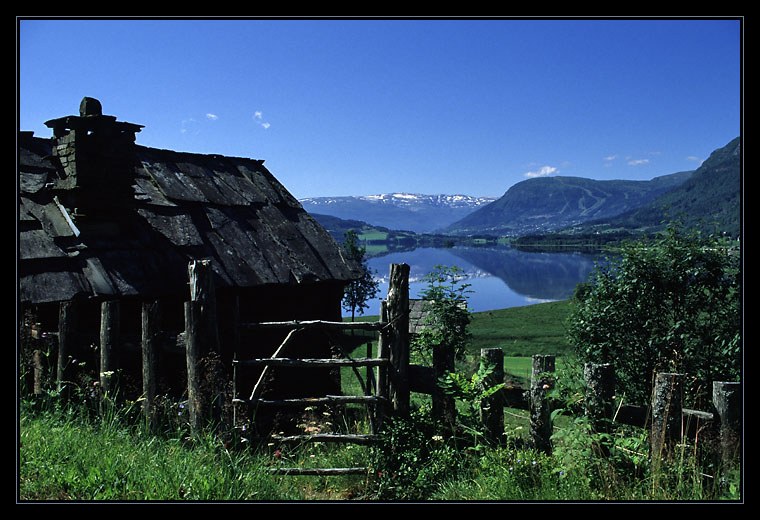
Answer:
[542, 384, 550, 390]
[432, 435, 443, 442]
[274, 449, 282, 458]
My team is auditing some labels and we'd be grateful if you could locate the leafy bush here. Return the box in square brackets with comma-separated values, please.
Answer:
[567, 222, 740, 406]
[411, 265, 473, 362]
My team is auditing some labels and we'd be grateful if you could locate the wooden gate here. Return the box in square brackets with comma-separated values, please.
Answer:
[227, 263, 411, 476]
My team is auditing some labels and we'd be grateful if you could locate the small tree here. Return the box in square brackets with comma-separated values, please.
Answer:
[412, 265, 473, 362]
[341, 230, 380, 321]
[567, 222, 740, 406]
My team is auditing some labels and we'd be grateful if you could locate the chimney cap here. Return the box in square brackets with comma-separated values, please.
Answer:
[79, 97, 103, 117]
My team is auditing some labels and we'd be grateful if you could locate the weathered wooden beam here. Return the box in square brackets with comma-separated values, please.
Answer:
[387, 263, 410, 415]
[237, 395, 388, 406]
[188, 259, 220, 356]
[480, 348, 504, 445]
[713, 381, 741, 473]
[184, 300, 202, 434]
[530, 354, 555, 454]
[57, 301, 76, 399]
[99, 300, 120, 396]
[242, 319, 388, 331]
[248, 327, 303, 402]
[141, 300, 160, 425]
[235, 357, 389, 368]
[267, 433, 382, 445]
[650, 372, 684, 463]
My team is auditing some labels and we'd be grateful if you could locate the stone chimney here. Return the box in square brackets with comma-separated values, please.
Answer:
[45, 97, 144, 210]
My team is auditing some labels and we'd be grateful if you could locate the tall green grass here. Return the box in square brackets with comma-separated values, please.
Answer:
[20, 301, 741, 501]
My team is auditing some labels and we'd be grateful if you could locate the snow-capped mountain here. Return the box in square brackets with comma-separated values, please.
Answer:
[299, 193, 498, 233]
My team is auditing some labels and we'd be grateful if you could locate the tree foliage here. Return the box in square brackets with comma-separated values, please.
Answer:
[341, 230, 380, 320]
[412, 265, 473, 361]
[566, 222, 740, 406]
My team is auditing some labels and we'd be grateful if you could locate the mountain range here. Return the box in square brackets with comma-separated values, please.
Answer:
[299, 193, 497, 233]
[301, 136, 741, 239]
[444, 170, 695, 236]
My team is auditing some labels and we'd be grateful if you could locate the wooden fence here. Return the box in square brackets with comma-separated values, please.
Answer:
[25, 259, 741, 475]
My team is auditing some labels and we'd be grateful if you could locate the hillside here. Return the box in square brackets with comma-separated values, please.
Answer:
[444, 170, 694, 237]
[585, 136, 741, 237]
[299, 193, 497, 233]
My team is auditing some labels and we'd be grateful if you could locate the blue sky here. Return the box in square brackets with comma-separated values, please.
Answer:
[18, 17, 742, 199]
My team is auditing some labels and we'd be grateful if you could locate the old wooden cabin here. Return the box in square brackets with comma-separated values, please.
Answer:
[19, 97, 363, 424]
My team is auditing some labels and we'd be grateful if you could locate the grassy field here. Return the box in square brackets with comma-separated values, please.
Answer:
[344, 299, 574, 386]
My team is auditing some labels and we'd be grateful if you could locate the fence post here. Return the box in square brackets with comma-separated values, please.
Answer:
[530, 354, 555, 454]
[376, 300, 389, 428]
[187, 259, 224, 426]
[185, 300, 203, 434]
[141, 300, 160, 427]
[57, 300, 77, 401]
[712, 381, 741, 475]
[480, 348, 504, 445]
[387, 263, 410, 416]
[431, 341, 456, 435]
[99, 300, 120, 397]
[650, 372, 684, 464]
[188, 259, 221, 355]
[584, 362, 615, 456]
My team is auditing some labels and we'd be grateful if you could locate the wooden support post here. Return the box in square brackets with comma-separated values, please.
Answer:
[584, 362, 615, 456]
[431, 341, 456, 435]
[57, 301, 76, 400]
[188, 259, 220, 356]
[99, 300, 120, 397]
[185, 300, 203, 434]
[387, 263, 410, 416]
[530, 354, 555, 454]
[187, 259, 224, 426]
[33, 349, 44, 396]
[375, 301, 389, 429]
[712, 381, 741, 474]
[650, 372, 684, 463]
[480, 348, 504, 445]
[141, 300, 160, 426]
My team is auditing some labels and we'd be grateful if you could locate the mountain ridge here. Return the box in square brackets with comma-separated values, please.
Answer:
[443, 170, 695, 236]
[299, 193, 497, 233]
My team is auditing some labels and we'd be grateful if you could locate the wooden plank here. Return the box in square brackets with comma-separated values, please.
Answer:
[236, 395, 387, 406]
[236, 357, 389, 368]
[267, 433, 382, 445]
[242, 319, 388, 331]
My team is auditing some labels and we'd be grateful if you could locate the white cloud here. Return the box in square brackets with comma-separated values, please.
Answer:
[627, 158, 649, 166]
[206, 113, 218, 121]
[253, 110, 270, 129]
[686, 155, 703, 163]
[604, 155, 618, 162]
[524, 165, 559, 178]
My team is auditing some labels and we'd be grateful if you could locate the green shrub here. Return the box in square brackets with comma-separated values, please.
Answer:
[566, 222, 740, 406]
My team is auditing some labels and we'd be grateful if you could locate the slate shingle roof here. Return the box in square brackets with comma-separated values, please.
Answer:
[19, 130, 360, 304]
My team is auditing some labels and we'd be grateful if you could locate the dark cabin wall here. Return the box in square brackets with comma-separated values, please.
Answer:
[20, 279, 347, 401]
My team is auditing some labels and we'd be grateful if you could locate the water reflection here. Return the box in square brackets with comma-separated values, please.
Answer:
[356, 246, 603, 317]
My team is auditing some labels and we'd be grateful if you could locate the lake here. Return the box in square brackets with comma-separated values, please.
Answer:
[348, 246, 606, 317]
